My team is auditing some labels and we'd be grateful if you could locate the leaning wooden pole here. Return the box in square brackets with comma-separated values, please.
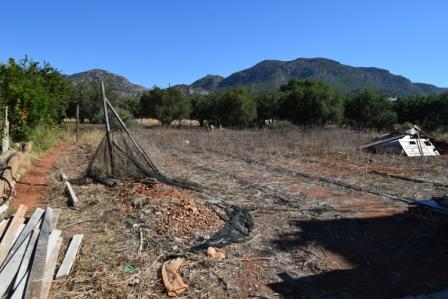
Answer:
[105, 98, 160, 175]
[101, 81, 115, 176]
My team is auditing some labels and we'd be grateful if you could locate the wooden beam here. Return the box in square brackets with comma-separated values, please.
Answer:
[0, 206, 26, 264]
[55, 234, 83, 279]
[40, 237, 63, 299]
[12, 228, 39, 291]
[0, 219, 8, 239]
[0, 231, 32, 296]
[25, 207, 54, 299]
[52, 209, 61, 228]
[61, 173, 79, 206]
[0, 207, 44, 271]
[0, 204, 7, 216]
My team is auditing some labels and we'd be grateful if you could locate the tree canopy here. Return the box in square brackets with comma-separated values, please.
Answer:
[0, 57, 72, 139]
[140, 87, 190, 125]
[278, 79, 342, 125]
[344, 90, 397, 130]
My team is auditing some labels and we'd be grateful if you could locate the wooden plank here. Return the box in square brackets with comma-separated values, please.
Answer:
[55, 234, 83, 279]
[0, 214, 25, 265]
[0, 204, 7, 216]
[10, 229, 59, 298]
[52, 209, 61, 228]
[0, 208, 44, 271]
[40, 236, 63, 299]
[0, 219, 8, 239]
[25, 207, 54, 299]
[46, 230, 61, 260]
[12, 228, 40, 290]
[0, 231, 32, 296]
[61, 173, 79, 206]
[13, 223, 25, 244]
[15, 204, 27, 218]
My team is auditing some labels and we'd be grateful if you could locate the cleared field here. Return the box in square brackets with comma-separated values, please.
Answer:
[48, 126, 448, 298]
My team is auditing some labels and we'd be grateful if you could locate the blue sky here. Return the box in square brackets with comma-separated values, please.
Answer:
[1, 0, 447, 88]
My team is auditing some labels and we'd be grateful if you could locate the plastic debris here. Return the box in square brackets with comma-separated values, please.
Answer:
[123, 263, 135, 272]
[207, 247, 226, 261]
[161, 258, 189, 297]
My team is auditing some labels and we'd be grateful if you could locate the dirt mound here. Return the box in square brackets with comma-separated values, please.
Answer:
[120, 182, 225, 243]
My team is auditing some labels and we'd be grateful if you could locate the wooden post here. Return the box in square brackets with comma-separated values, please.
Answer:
[2, 106, 9, 154]
[105, 98, 160, 175]
[101, 81, 115, 176]
[76, 103, 80, 143]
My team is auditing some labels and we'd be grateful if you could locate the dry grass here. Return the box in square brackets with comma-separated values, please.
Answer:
[42, 125, 448, 298]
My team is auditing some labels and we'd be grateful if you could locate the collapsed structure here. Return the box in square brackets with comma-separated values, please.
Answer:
[360, 125, 448, 157]
[86, 82, 254, 251]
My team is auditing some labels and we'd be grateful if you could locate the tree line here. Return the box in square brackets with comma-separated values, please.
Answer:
[138, 79, 448, 132]
[1, 56, 447, 144]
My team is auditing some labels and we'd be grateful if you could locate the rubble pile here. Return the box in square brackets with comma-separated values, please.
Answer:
[122, 182, 225, 242]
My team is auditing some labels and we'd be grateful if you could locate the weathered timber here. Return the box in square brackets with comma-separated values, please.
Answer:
[12, 229, 39, 291]
[0, 231, 31, 296]
[55, 234, 83, 279]
[61, 173, 79, 206]
[0, 205, 27, 264]
[0, 207, 44, 271]
[25, 207, 54, 299]
[40, 237, 63, 299]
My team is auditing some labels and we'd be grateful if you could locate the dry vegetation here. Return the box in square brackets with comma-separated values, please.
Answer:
[41, 126, 448, 298]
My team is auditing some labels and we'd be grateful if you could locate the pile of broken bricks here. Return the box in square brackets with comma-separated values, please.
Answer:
[0, 204, 83, 299]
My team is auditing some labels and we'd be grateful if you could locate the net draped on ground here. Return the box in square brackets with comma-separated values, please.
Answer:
[85, 96, 254, 248]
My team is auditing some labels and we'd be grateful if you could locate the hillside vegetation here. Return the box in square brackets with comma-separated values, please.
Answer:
[67, 69, 146, 97]
[181, 58, 446, 96]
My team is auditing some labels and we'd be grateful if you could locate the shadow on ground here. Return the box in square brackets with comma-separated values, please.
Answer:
[268, 207, 448, 298]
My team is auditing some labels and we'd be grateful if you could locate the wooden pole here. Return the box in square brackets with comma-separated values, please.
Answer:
[105, 98, 160, 174]
[101, 81, 115, 176]
[76, 103, 79, 143]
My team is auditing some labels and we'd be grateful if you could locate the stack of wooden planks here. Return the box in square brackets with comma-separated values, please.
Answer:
[0, 204, 83, 299]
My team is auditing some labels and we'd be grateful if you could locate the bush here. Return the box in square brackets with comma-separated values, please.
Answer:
[27, 123, 66, 154]
[0, 57, 72, 140]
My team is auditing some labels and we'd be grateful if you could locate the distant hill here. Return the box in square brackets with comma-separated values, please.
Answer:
[67, 69, 146, 97]
[179, 58, 446, 96]
[68, 59, 446, 98]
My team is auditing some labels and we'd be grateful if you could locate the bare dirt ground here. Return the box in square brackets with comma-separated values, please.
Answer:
[16, 126, 448, 298]
[11, 143, 65, 211]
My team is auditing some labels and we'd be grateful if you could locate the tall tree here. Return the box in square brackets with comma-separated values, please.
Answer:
[140, 87, 190, 125]
[344, 90, 397, 130]
[278, 79, 342, 126]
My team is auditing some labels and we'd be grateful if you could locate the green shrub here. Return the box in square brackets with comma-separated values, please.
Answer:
[27, 123, 66, 154]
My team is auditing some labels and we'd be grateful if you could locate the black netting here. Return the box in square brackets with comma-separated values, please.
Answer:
[85, 97, 161, 182]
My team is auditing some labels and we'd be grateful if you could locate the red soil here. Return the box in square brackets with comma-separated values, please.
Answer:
[11, 143, 65, 212]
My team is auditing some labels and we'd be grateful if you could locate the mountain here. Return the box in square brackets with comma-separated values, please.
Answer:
[67, 69, 146, 97]
[182, 58, 446, 96]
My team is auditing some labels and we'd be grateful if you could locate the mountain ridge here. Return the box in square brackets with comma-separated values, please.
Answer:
[66, 68, 146, 97]
[66, 58, 447, 97]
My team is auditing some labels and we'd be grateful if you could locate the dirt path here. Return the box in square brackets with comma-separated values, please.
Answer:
[11, 143, 66, 211]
